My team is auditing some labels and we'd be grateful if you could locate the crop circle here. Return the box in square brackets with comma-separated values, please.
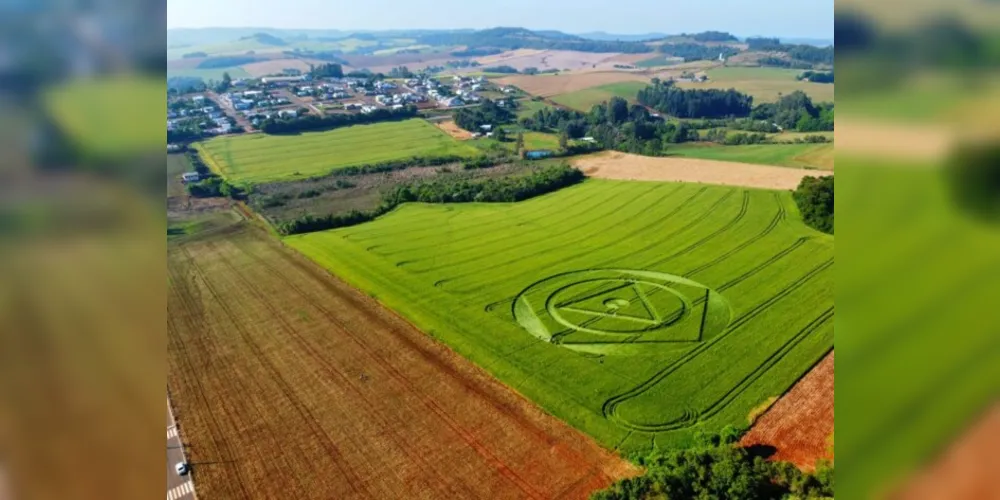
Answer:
[512, 269, 732, 348]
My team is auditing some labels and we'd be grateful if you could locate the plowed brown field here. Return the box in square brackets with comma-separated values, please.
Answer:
[167, 222, 636, 499]
[740, 351, 834, 471]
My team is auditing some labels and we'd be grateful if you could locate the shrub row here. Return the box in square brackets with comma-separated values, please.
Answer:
[278, 164, 584, 235]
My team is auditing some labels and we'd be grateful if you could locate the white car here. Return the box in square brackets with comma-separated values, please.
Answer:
[175, 462, 189, 476]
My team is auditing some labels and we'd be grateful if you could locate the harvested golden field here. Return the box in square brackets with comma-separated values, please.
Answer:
[740, 352, 834, 471]
[167, 221, 636, 499]
[572, 151, 827, 190]
[496, 72, 650, 98]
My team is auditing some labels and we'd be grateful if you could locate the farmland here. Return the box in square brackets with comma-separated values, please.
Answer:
[287, 179, 834, 454]
[665, 143, 835, 170]
[571, 151, 826, 190]
[676, 67, 834, 103]
[195, 119, 481, 184]
[168, 218, 636, 499]
[550, 82, 649, 111]
[740, 351, 834, 470]
[496, 72, 650, 98]
[44, 76, 165, 159]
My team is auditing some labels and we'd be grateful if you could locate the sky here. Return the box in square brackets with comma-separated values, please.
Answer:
[167, 0, 834, 38]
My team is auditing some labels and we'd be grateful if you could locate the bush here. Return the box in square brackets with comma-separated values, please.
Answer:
[186, 177, 242, 199]
[793, 175, 834, 234]
[592, 441, 834, 500]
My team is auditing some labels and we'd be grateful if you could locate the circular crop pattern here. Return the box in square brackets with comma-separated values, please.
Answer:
[512, 269, 732, 352]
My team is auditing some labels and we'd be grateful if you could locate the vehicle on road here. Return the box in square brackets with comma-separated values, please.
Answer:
[175, 462, 189, 476]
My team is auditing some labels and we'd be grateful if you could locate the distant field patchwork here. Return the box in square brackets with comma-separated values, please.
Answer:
[288, 180, 834, 454]
[678, 67, 834, 103]
[196, 119, 481, 184]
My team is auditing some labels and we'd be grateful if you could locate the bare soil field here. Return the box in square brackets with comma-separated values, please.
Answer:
[474, 50, 642, 72]
[835, 117, 954, 161]
[241, 58, 327, 78]
[740, 352, 834, 471]
[894, 403, 1000, 500]
[572, 151, 827, 190]
[345, 52, 458, 74]
[496, 72, 650, 98]
[167, 223, 636, 499]
[434, 119, 474, 140]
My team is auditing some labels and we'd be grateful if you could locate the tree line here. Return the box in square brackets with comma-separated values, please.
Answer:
[659, 43, 739, 62]
[750, 91, 834, 132]
[277, 164, 584, 234]
[638, 79, 753, 119]
[798, 70, 834, 83]
[309, 63, 344, 79]
[745, 37, 834, 66]
[259, 105, 418, 134]
[420, 27, 653, 54]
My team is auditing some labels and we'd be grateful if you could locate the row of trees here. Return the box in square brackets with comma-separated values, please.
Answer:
[745, 37, 834, 66]
[420, 27, 654, 54]
[310, 63, 344, 79]
[259, 105, 418, 134]
[638, 79, 753, 119]
[481, 65, 519, 74]
[278, 164, 584, 234]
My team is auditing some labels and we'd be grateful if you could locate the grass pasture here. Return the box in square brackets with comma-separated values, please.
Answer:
[550, 81, 649, 111]
[195, 119, 481, 184]
[677, 66, 834, 104]
[44, 76, 165, 160]
[287, 180, 834, 454]
[667, 143, 834, 170]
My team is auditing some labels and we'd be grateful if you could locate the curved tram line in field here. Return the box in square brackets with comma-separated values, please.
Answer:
[328, 182, 834, 451]
[501, 187, 832, 434]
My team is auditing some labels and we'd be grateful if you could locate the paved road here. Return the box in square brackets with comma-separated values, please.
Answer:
[167, 401, 195, 500]
[204, 90, 255, 132]
[279, 88, 325, 116]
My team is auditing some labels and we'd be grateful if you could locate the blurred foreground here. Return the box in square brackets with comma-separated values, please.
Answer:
[0, 1, 164, 499]
[0, 0, 999, 498]
[837, 0, 1000, 497]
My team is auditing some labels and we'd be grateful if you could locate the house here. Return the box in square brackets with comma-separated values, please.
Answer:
[581, 137, 596, 143]
[192, 95, 206, 103]
[480, 124, 492, 131]
[392, 104, 404, 110]
[278, 109, 298, 118]
[243, 90, 264, 98]
[361, 105, 377, 114]
[181, 172, 200, 183]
